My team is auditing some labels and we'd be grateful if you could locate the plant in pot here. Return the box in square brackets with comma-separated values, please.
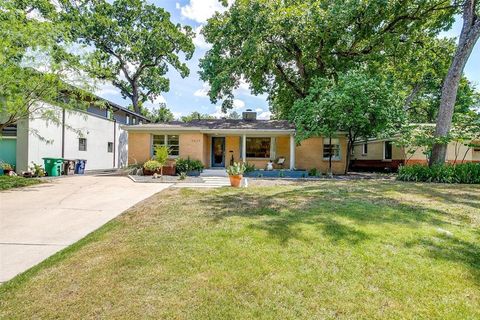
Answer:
[175, 157, 204, 176]
[227, 162, 246, 187]
[154, 146, 169, 175]
[1, 162, 14, 175]
[143, 160, 162, 175]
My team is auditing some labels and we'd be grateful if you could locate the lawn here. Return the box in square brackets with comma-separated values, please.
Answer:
[0, 176, 41, 190]
[1, 180, 479, 319]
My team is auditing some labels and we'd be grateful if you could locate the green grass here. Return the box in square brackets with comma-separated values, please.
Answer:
[1, 180, 479, 319]
[0, 176, 41, 190]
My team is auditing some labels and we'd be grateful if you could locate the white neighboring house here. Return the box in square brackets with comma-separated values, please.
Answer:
[1, 97, 149, 173]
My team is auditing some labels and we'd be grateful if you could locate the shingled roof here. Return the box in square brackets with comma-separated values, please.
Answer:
[125, 119, 295, 131]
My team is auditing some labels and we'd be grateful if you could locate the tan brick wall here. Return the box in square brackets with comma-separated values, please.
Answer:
[179, 133, 205, 162]
[295, 137, 348, 174]
[128, 132, 151, 165]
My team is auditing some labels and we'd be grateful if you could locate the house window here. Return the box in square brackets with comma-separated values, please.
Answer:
[246, 137, 271, 158]
[132, 117, 136, 125]
[107, 142, 113, 153]
[323, 138, 341, 160]
[152, 135, 180, 157]
[79, 138, 87, 151]
[126, 115, 130, 125]
[362, 143, 368, 155]
[106, 109, 112, 120]
[384, 141, 393, 160]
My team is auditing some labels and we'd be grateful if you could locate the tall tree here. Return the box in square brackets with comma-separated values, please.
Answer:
[59, 0, 195, 114]
[0, 0, 91, 131]
[430, 0, 480, 165]
[151, 104, 175, 123]
[181, 111, 215, 122]
[200, 0, 456, 115]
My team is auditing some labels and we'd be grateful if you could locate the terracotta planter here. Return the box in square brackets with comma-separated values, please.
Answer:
[229, 174, 243, 187]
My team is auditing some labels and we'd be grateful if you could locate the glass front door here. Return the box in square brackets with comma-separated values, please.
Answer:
[211, 137, 226, 167]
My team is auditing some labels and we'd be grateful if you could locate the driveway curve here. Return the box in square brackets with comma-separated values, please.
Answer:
[0, 175, 170, 283]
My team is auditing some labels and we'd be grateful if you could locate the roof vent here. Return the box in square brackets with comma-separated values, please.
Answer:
[242, 109, 257, 121]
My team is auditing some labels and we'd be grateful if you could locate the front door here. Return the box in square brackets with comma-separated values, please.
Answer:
[211, 137, 226, 167]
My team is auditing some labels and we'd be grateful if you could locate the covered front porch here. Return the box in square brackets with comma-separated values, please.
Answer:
[206, 133, 296, 170]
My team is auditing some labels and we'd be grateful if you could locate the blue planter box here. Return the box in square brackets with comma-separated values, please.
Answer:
[186, 170, 201, 177]
[244, 170, 308, 178]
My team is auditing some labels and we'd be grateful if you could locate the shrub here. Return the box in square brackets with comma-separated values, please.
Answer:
[143, 160, 162, 172]
[1, 162, 13, 171]
[154, 146, 169, 165]
[397, 163, 480, 184]
[175, 157, 204, 174]
[244, 162, 256, 174]
[227, 162, 246, 176]
[308, 168, 319, 177]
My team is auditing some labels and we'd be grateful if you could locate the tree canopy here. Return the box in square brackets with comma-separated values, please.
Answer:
[200, 0, 457, 116]
[59, 0, 195, 114]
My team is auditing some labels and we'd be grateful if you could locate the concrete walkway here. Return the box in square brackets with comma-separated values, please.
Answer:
[0, 176, 171, 283]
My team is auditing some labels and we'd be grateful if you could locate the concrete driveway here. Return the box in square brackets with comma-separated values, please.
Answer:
[0, 176, 171, 283]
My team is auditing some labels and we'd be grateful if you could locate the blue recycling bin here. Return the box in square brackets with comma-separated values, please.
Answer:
[75, 159, 87, 174]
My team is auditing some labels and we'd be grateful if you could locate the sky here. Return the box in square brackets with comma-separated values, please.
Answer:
[94, 0, 480, 120]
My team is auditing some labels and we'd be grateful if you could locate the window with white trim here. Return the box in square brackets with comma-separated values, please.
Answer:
[152, 135, 180, 156]
[323, 138, 341, 160]
[107, 142, 113, 153]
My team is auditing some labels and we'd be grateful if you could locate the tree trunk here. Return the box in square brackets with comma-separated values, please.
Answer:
[430, 2, 480, 166]
[131, 85, 140, 114]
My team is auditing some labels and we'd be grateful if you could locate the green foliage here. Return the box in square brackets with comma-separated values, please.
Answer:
[244, 162, 256, 174]
[178, 172, 187, 180]
[181, 112, 215, 122]
[143, 160, 162, 172]
[59, 0, 195, 113]
[227, 162, 246, 176]
[397, 163, 480, 184]
[175, 157, 204, 174]
[0, 0, 93, 131]
[0, 176, 41, 190]
[154, 146, 169, 166]
[0, 162, 13, 171]
[151, 104, 175, 123]
[29, 162, 46, 177]
[200, 0, 456, 114]
[308, 168, 319, 177]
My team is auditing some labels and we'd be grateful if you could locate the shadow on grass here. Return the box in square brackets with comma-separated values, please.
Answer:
[405, 232, 480, 283]
[196, 181, 479, 281]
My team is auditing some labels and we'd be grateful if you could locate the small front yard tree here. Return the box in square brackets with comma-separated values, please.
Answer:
[293, 70, 403, 173]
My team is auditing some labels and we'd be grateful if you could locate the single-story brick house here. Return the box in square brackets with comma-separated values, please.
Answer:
[351, 137, 480, 171]
[123, 110, 349, 174]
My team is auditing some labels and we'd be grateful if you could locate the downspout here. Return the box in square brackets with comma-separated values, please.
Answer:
[61, 108, 65, 158]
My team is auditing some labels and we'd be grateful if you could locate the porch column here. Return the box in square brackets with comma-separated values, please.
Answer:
[242, 134, 247, 163]
[290, 134, 295, 170]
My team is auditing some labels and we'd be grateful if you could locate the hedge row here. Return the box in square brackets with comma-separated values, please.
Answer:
[397, 163, 480, 184]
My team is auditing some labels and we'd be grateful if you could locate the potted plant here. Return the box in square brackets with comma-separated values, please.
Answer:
[154, 146, 169, 175]
[175, 157, 204, 176]
[143, 160, 162, 175]
[227, 162, 246, 187]
[1, 162, 14, 175]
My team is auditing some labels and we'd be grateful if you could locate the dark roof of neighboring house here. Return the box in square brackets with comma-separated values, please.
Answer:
[125, 119, 295, 131]
[90, 93, 150, 122]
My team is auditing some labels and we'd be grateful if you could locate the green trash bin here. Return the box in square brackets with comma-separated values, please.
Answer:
[42, 158, 64, 177]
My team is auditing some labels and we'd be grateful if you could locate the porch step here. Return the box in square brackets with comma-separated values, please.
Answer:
[172, 176, 230, 188]
[200, 169, 228, 177]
